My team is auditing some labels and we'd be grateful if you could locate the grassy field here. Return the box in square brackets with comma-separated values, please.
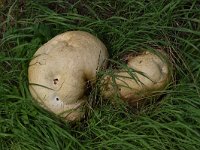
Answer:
[0, 0, 200, 149]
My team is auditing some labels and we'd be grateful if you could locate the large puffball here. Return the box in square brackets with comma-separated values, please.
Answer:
[28, 31, 108, 121]
[101, 51, 171, 105]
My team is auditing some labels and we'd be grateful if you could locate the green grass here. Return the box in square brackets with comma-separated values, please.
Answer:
[1, 0, 200, 149]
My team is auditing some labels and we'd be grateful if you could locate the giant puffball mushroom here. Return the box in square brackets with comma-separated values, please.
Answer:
[101, 51, 171, 106]
[28, 31, 109, 121]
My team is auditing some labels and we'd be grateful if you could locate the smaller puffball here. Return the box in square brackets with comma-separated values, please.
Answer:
[101, 51, 171, 105]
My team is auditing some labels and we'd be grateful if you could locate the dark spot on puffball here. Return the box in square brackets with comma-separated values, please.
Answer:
[53, 78, 59, 84]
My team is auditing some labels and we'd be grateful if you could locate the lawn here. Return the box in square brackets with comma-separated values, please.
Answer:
[0, 0, 200, 149]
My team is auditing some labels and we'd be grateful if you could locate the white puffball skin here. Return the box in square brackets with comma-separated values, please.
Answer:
[28, 31, 108, 121]
[101, 51, 171, 105]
